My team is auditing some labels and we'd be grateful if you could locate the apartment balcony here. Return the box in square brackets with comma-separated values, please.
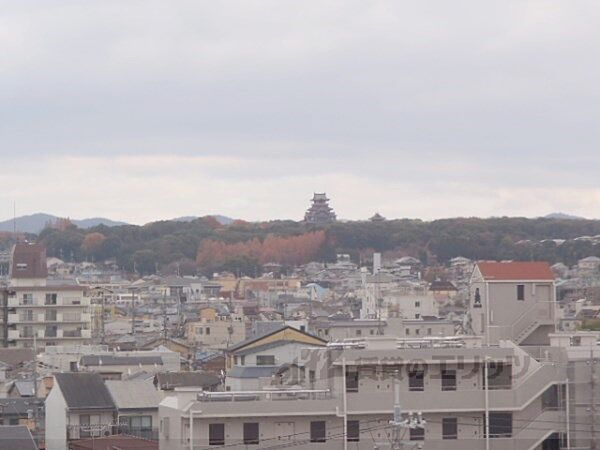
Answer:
[67, 424, 116, 440]
[192, 390, 340, 418]
[7, 296, 90, 308]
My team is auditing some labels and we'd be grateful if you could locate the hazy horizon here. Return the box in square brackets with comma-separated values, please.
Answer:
[2, 1, 599, 223]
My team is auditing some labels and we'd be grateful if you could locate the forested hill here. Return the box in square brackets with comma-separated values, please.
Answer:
[10, 216, 600, 275]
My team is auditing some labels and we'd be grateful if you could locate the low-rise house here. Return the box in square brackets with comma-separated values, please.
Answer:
[45, 373, 116, 450]
[105, 381, 163, 440]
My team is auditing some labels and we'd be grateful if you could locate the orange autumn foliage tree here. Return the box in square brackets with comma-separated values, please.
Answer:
[196, 231, 326, 269]
[81, 232, 107, 254]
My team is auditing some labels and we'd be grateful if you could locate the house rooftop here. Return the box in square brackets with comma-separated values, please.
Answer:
[477, 261, 555, 281]
[0, 425, 37, 450]
[54, 372, 115, 410]
[79, 355, 164, 367]
[154, 371, 220, 390]
[105, 380, 163, 409]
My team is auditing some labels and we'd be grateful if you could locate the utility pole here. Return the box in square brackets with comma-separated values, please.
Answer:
[162, 291, 168, 341]
[389, 370, 426, 449]
[100, 290, 106, 345]
[129, 288, 136, 336]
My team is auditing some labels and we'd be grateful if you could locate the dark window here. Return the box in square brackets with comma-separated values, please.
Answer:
[517, 285, 525, 301]
[409, 370, 424, 391]
[409, 427, 424, 441]
[441, 370, 456, 391]
[9, 418, 19, 425]
[405, 329, 410, 335]
[356, 329, 362, 336]
[257, 355, 275, 366]
[310, 421, 326, 443]
[486, 413, 512, 438]
[346, 369, 358, 392]
[45, 293, 57, 305]
[209, 423, 225, 445]
[542, 385, 562, 410]
[442, 418, 458, 439]
[309, 370, 316, 383]
[347, 420, 359, 442]
[205, 327, 210, 335]
[243, 423, 259, 445]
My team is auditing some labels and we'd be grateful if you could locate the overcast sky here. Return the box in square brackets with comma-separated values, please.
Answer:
[1, 1, 599, 224]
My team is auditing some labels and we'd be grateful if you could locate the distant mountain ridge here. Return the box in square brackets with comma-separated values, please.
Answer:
[171, 215, 235, 225]
[0, 213, 237, 234]
[543, 212, 586, 220]
[0, 213, 128, 234]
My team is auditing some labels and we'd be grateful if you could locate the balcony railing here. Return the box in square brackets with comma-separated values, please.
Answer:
[197, 389, 332, 402]
[118, 426, 159, 441]
[63, 330, 82, 338]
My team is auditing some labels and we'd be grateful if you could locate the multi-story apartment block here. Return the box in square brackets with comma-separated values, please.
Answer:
[6, 243, 91, 349]
[469, 261, 557, 345]
[159, 335, 567, 450]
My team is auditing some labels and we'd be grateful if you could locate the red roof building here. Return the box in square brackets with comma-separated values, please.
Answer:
[476, 261, 555, 281]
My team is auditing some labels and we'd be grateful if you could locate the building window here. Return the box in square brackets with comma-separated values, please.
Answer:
[441, 370, 456, 391]
[517, 285, 525, 301]
[346, 368, 359, 392]
[22, 294, 34, 305]
[415, 301, 420, 307]
[310, 421, 326, 442]
[356, 329, 362, 336]
[209, 423, 225, 445]
[370, 329, 374, 335]
[415, 313, 420, 319]
[405, 329, 410, 335]
[309, 370, 316, 384]
[80, 414, 101, 438]
[415, 329, 420, 335]
[486, 413, 512, 438]
[427, 328, 432, 335]
[243, 422, 259, 445]
[197, 327, 203, 335]
[347, 420, 359, 442]
[205, 327, 211, 335]
[409, 427, 424, 441]
[324, 329, 329, 336]
[409, 370, 424, 391]
[240, 356, 245, 366]
[257, 355, 276, 366]
[45, 293, 57, 305]
[120, 415, 153, 439]
[16, 263, 27, 270]
[443, 418, 457, 439]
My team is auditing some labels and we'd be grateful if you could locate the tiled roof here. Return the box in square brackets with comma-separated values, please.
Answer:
[54, 373, 115, 410]
[105, 380, 163, 409]
[0, 425, 37, 450]
[477, 261, 555, 281]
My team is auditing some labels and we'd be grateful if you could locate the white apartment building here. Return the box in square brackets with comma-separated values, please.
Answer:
[6, 243, 91, 348]
[7, 243, 91, 349]
[159, 335, 568, 450]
